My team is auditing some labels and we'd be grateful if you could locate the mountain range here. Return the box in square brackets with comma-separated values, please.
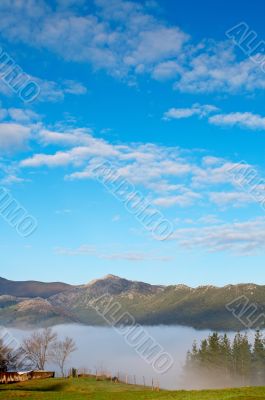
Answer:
[0, 274, 264, 330]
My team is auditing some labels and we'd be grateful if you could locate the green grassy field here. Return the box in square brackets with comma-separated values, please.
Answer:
[0, 377, 265, 400]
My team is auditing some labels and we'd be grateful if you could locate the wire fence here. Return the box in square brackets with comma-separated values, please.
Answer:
[69, 367, 160, 391]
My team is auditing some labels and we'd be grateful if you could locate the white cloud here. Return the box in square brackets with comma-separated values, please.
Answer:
[124, 26, 189, 68]
[0, 1, 263, 94]
[54, 244, 172, 261]
[0, 174, 26, 185]
[153, 189, 201, 207]
[0, 160, 26, 185]
[62, 80, 88, 95]
[7, 108, 40, 123]
[21, 140, 120, 167]
[0, 0, 188, 79]
[0, 68, 86, 103]
[163, 104, 265, 132]
[20, 128, 121, 167]
[163, 103, 219, 120]
[38, 128, 95, 146]
[0, 123, 31, 152]
[33, 77, 87, 102]
[174, 41, 265, 94]
[19, 124, 262, 213]
[152, 60, 181, 80]
[198, 214, 222, 225]
[101, 252, 172, 262]
[192, 162, 244, 186]
[171, 217, 265, 255]
[209, 191, 254, 207]
[0, 107, 40, 123]
[202, 156, 224, 166]
[21, 151, 73, 167]
[55, 244, 97, 256]
[209, 112, 265, 130]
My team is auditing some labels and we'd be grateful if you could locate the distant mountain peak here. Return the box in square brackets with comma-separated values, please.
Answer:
[85, 274, 123, 287]
[104, 274, 122, 280]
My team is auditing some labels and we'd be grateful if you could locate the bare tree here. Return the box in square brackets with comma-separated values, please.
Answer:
[22, 328, 57, 370]
[51, 337, 76, 377]
[0, 339, 19, 372]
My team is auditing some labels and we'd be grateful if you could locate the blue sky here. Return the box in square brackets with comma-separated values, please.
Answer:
[0, 0, 265, 286]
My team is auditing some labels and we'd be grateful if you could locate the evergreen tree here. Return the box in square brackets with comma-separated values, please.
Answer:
[184, 331, 265, 388]
[219, 334, 232, 378]
[252, 330, 265, 384]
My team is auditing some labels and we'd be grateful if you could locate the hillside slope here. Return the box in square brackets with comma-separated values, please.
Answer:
[0, 275, 264, 330]
[0, 277, 73, 298]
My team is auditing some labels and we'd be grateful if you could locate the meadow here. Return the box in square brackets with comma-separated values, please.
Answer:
[0, 377, 265, 400]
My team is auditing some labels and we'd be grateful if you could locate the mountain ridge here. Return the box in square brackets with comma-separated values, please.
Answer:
[0, 276, 73, 298]
[0, 275, 264, 330]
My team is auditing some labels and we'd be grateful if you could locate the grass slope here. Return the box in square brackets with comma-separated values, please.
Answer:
[0, 377, 265, 400]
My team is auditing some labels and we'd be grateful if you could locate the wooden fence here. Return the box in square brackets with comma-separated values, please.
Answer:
[72, 368, 160, 391]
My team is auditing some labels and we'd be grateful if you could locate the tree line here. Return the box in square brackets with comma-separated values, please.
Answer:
[183, 331, 265, 388]
[0, 328, 76, 377]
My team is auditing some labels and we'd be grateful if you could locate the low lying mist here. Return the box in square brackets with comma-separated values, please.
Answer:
[9, 324, 260, 390]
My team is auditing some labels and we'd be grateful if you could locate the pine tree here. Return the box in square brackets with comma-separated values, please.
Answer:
[220, 334, 232, 378]
[240, 334, 252, 385]
[184, 331, 265, 388]
[252, 330, 265, 384]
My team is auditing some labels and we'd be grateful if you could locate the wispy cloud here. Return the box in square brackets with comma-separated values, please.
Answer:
[209, 112, 265, 130]
[0, 123, 32, 153]
[163, 103, 219, 120]
[164, 105, 265, 132]
[0, 1, 263, 94]
[153, 189, 201, 208]
[174, 41, 265, 94]
[3, 108, 40, 123]
[209, 191, 254, 207]
[18, 123, 262, 211]
[34, 77, 88, 102]
[38, 128, 95, 147]
[54, 244, 173, 262]
[171, 217, 265, 255]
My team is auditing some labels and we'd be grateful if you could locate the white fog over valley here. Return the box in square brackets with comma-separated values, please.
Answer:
[9, 324, 258, 390]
